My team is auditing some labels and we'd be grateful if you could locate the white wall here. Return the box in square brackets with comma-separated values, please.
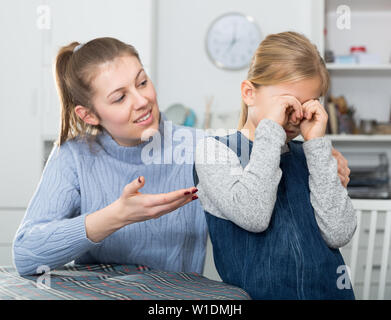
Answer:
[155, 0, 322, 128]
[0, 0, 156, 266]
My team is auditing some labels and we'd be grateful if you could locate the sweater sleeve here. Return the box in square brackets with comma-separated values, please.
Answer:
[195, 119, 286, 233]
[12, 143, 101, 276]
[303, 137, 357, 248]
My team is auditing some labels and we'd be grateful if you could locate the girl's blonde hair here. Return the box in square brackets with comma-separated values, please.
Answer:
[238, 31, 329, 130]
[54, 37, 141, 147]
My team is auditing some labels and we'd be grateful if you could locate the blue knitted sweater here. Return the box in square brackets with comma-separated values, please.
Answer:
[13, 113, 207, 276]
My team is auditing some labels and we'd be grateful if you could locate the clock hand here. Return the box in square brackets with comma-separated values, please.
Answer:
[233, 21, 238, 42]
[226, 39, 236, 52]
[225, 23, 238, 54]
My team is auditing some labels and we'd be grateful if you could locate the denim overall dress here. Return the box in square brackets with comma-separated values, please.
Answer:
[194, 132, 355, 300]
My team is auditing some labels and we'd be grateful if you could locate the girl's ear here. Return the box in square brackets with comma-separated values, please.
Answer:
[241, 80, 256, 106]
[74, 105, 100, 125]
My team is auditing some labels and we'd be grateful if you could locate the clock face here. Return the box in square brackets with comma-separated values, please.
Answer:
[206, 13, 262, 70]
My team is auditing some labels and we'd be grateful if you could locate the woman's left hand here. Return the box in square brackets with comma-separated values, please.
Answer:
[299, 99, 328, 141]
[299, 100, 350, 187]
[332, 148, 351, 188]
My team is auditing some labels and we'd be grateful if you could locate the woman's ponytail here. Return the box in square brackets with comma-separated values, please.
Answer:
[54, 42, 79, 146]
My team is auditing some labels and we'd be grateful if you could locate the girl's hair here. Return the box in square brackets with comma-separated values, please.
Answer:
[54, 37, 141, 147]
[238, 31, 329, 130]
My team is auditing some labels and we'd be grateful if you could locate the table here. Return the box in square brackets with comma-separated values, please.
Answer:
[0, 264, 250, 300]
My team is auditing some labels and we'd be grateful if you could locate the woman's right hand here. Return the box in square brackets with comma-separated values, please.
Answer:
[262, 95, 303, 127]
[116, 176, 198, 225]
[85, 176, 198, 243]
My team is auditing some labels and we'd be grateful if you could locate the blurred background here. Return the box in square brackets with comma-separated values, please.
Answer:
[1, 0, 391, 299]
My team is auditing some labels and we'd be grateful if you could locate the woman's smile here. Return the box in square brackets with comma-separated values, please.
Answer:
[134, 107, 153, 125]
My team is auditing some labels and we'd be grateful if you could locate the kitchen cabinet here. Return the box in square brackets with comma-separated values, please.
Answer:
[317, 2, 391, 299]
[323, 0, 391, 138]
[0, 0, 43, 210]
[0, 0, 156, 266]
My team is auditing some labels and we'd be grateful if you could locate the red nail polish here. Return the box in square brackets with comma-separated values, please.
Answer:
[184, 191, 191, 195]
[138, 176, 142, 183]
[192, 188, 198, 194]
[192, 195, 198, 200]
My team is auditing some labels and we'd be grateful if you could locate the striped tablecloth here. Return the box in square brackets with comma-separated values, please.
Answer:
[0, 264, 251, 300]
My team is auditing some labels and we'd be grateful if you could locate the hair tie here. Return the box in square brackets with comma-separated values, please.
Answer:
[73, 43, 84, 53]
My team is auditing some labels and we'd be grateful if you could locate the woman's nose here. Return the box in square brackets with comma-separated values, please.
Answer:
[132, 91, 149, 110]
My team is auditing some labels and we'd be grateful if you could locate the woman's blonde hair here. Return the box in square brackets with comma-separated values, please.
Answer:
[238, 31, 329, 130]
[54, 37, 141, 147]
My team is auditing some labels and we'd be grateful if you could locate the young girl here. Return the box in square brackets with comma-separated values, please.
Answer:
[194, 32, 356, 300]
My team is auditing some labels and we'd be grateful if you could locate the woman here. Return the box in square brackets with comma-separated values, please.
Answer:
[13, 37, 351, 277]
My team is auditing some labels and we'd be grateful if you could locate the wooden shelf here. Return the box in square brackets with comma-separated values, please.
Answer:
[326, 63, 391, 71]
[326, 134, 391, 142]
[293, 134, 391, 142]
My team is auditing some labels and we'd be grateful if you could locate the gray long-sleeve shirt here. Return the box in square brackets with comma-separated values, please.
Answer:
[195, 118, 357, 249]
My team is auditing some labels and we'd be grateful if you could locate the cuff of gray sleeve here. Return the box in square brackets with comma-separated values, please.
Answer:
[302, 136, 332, 163]
[254, 119, 286, 145]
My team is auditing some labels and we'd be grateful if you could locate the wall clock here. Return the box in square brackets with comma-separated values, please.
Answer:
[205, 12, 262, 70]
